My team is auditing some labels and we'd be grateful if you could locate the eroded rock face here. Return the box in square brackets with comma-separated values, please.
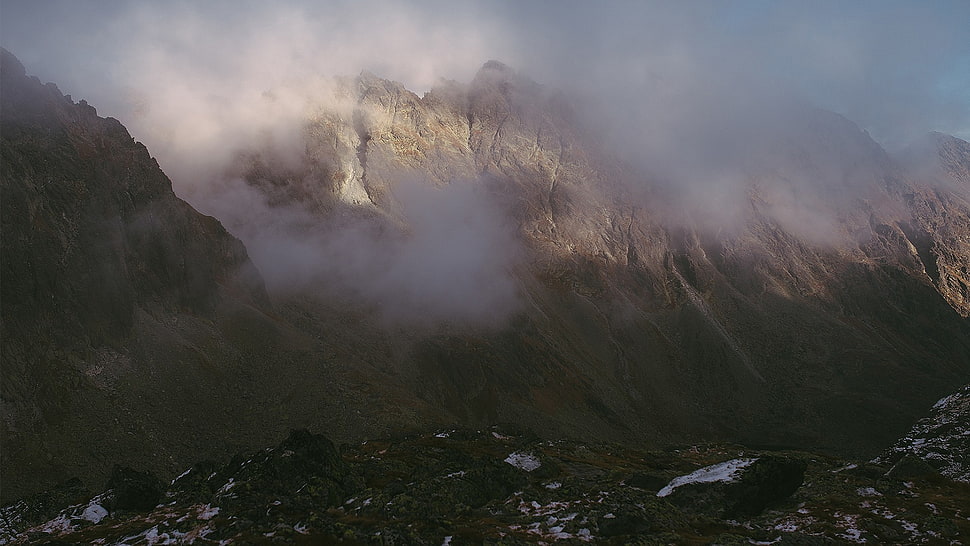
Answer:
[219, 60, 970, 458]
[895, 132, 970, 317]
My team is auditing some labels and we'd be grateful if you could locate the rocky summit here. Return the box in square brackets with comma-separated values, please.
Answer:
[2, 47, 970, 542]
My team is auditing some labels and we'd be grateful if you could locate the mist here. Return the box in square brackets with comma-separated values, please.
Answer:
[203, 174, 523, 327]
[2, 0, 969, 320]
[4, 1, 967, 147]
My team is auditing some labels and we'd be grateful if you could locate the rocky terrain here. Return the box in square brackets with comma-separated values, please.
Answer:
[876, 383, 970, 484]
[2, 426, 967, 544]
[2, 45, 970, 521]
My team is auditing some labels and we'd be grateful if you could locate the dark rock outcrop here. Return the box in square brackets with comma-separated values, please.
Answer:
[876, 384, 970, 482]
[0, 49, 280, 501]
[658, 456, 807, 518]
[104, 466, 163, 512]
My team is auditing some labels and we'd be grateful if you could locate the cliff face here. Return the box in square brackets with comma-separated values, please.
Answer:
[896, 132, 970, 318]
[216, 61, 970, 456]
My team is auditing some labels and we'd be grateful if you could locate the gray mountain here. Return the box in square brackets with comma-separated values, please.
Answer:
[220, 60, 970, 456]
[2, 51, 969, 503]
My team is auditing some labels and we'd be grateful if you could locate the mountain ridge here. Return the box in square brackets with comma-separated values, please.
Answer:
[2, 50, 969, 503]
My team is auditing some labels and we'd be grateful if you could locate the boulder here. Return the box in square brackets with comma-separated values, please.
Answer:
[658, 456, 807, 518]
[104, 466, 163, 512]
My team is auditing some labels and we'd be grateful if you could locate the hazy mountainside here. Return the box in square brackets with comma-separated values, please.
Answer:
[0, 50, 443, 502]
[896, 131, 970, 318]
[0, 48, 271, 499]
[2, 50, 970, 505]
[210, 61, 970, 454]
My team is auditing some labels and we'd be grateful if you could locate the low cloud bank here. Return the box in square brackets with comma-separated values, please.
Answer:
[203, 174, 523, 327]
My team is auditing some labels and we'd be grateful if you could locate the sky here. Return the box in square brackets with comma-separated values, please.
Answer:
[2, 0, 969, 148]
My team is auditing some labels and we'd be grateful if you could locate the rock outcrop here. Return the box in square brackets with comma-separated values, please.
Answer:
[876, 384, 970, 483]
[658, 455, 807, 518]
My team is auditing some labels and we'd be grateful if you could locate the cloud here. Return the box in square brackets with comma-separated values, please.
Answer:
[203, 174, 523, 328]
[4, 1, 968, 165]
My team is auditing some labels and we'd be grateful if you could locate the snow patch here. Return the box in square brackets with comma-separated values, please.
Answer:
[40, 514, 74, 534]
[197, 504, 220, 520]
[216, 478, 236, 495]
[505, 451, 542, 472]
[81, 502, 108, 524]
[933, 392, 958, 409]
[834, 512, 866, 543]
[171, 467, 193, 485]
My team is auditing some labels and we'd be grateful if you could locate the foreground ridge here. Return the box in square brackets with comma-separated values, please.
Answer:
[2, 427, 968, 544]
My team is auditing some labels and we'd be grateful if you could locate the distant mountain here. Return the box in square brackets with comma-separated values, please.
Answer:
[217, 59, 970, 456]
[2, 50, 969, 504]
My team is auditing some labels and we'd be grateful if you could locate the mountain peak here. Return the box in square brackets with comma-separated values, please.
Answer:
[480, 59, 512, 73]
[473, 60, 520, 88]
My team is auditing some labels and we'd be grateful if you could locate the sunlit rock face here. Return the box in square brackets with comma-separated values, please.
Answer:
[216, 59, 970, 458]
[894, 132, 970, 318]
[2, 48, 969, 504]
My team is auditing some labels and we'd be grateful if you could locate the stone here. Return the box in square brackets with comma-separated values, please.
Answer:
[660, 456, 807, 518]
[104, 466, 163, 512]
